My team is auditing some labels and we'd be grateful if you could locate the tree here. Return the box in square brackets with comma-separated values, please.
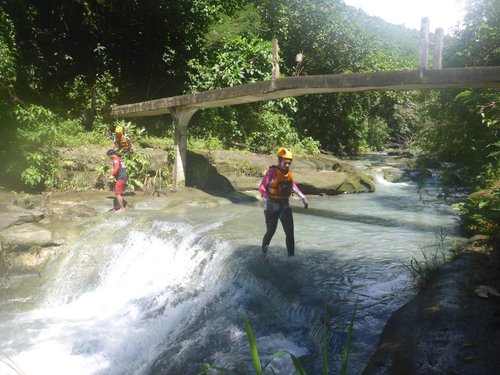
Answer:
[417, 0, 500, 187]
[445, 0, 499, 67]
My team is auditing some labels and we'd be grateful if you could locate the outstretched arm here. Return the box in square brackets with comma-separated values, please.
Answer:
[292, 181, 308, 208]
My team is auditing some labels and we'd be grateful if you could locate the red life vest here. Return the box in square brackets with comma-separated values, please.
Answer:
[267, 166, 293, 200]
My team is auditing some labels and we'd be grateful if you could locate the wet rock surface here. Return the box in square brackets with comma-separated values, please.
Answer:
[363, 242, 500, 375]
[190, 149, 376, 195]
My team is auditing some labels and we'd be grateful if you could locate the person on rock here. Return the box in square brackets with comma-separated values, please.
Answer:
[107, 149, 128, 213]
[259, 147, 308, 261]
[113, 125, 132, 153]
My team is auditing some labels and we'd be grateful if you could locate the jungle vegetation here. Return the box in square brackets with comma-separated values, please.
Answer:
[0, 0, 498, 236]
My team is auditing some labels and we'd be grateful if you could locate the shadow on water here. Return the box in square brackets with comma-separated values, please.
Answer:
[107, 195, 131, 211]
[291, 205, 443, 234]
[231, 199, 444, 234]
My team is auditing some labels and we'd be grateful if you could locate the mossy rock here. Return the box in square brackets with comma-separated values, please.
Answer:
[469, 180, 500, 205]
[336, 172, 375, 193]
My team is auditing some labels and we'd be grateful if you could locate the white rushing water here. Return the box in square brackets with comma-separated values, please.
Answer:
[0, 160, 464, 375]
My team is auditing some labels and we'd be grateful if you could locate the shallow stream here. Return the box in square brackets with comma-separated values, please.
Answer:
[0, 155, 464, 375]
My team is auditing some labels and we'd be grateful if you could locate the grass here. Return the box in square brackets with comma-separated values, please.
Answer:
[402, 227, 464, 290]
[199, 299, 358, 375]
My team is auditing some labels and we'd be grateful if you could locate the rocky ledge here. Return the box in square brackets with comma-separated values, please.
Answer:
[363, 238, 500, 375]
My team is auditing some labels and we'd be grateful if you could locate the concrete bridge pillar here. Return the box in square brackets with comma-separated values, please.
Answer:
[171, 108, 198, 188]
[433, 28, 444, 69]
[419, 17, 430, 70]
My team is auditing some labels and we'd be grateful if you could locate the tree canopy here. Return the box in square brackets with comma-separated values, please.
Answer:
[0, 0, 498, 198]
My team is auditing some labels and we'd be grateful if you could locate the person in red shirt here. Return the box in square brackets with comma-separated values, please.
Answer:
[107, 149, 128, 212]
[259, 147, 308, 261]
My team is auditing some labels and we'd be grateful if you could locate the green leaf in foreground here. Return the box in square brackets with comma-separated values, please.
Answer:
[243, 314, 262, 374]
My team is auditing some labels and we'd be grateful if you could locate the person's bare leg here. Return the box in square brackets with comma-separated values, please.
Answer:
[115, 194, 125, 212]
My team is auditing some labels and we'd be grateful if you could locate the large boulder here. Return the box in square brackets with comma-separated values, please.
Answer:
[196, 150, 376, 195]
[295, 171, 350, 195]
[337, 172, 375, 193]
[4, 245, 59, 274]
[0, 223, 53, 248]
[295, 171, 375, 195]
[0, 208, 44, 230]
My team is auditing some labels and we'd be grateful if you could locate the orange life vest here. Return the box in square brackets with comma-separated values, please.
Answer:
[267, 166, 293, 200]
[115, 134, 131, 151]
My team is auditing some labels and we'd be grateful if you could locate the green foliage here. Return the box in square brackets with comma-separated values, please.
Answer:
[188, 136, 225, 151]
[359, 117, 390, 152]
[190, 102, 319, 156]
[246, 111, 303, 154]
[14, 104, 61, 190]
[66, 70, 119, 121]
[454, 185, 500, 238]
[187, 35, 272, 92]
[389, 92, 431, 148]
[200, 305, 358, 375]
[403, 228, 456, 290]
[416, 89, 499, 187]
[205, 4, 262, 47]
[340, 299, 358, 375]
[1, 0, 496, 199]
[143, 167, 172, 196]
[414, 0, 500, 237]
[0, 8, 16, 92]
[138, 136, 174, 150]
[0, 9, 18, 160]
[255, 0, 416, 154]
[345, 6, 419, 64]
[446, 0, 500, 67]
[2, 0, 424, 162]
[296, 93, 372, 155]
[117, 151, 151, 191]
[2, 0, 218, 105]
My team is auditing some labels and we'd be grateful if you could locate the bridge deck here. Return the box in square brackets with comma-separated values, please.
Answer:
[111, 67, 500, 118]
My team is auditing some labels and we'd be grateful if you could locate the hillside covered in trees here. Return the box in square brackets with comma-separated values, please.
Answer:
[0, 0, 498, 237]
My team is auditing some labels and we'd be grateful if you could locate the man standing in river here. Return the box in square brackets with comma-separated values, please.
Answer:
[259, 147, 308, 261]
[107, 149, 128, 213]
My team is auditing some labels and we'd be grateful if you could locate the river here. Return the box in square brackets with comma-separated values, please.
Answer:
[0, 155, 464, 375]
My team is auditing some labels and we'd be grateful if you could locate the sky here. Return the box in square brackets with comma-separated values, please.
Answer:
[343, 0, 466, 33]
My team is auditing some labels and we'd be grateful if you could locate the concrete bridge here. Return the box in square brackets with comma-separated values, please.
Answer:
[110, 66, 500, 187]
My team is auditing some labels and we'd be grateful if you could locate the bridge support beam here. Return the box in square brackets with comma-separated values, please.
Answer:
[171, 108, 198, 188]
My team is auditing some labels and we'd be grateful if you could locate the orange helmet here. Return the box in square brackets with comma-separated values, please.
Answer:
[276, 147, 293, 160]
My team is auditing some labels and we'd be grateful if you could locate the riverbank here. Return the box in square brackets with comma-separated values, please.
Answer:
[363, 238, 500, 375]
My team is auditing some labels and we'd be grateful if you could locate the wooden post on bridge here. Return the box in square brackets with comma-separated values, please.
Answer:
[433, 28, 444, 69]
[272, 38, 280, 79]
[419, 17, 429, 70]
[171, 108, 198, 188]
